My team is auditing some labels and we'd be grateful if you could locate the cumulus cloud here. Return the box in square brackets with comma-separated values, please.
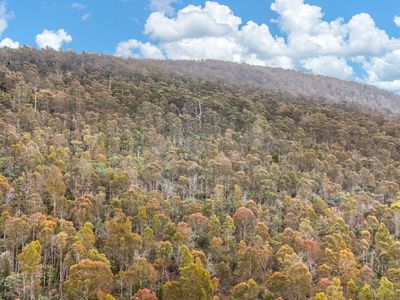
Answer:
[346, 13, 395, 57]
[370, 80, 400, 95]
[117, 0, 400, 93]
[116, 39, 164, 59]
[145, 2, 241, 42]
[271, 0, 324, 35]
[0, 37, 19, 48]
[163, 36, 243, 61]
[301, 56, 353, 79]
[395, 16, 400, 27]
[141, 1, 288, 67]
[364, 49, 400, 81]
[36, 29, 72, 50]
[239, 21, 287, 58]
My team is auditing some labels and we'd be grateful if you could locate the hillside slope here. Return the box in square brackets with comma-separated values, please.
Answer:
[0, 48, 400, 299]
[158, 59, 400, 115]
[1, 47, 400, 114]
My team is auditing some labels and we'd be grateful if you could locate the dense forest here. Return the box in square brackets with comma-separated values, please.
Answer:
[1, 48, 400, 299]
[155, 60, 400, 115]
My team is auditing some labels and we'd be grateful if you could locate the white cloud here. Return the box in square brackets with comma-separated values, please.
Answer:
[81, 13, 91, 21]
[271, 0, 324, 35]
[70, 2, 86, 10]
[239, 21, 287, 59]
[395, 15, 400, 27]
[0, 2, 19, 48]
[145, 11, 230, 42]
[145, 2, 241, 42]
[36, 29, 72, 50]
[163, 36, 243, 61]
[117, 0, 400, 93]
[301, 56, 353, 79]
[363, 50, 400, 82]
[142, 1, 288, 68]
[0, 1, 12, 36]
[370, 80, 400, 94]
[346, 13, 392, 57]
[393, 16, 400, 27]
[149, 0, 177, 15]
[116, 39, 164, 59]
[0, 37, 19, 48]
[269, 0, 400, 60]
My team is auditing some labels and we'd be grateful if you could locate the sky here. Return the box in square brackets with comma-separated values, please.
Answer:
[1, 0, 400, 93]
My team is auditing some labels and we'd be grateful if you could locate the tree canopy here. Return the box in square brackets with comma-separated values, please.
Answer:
[1, 48, 400, 299]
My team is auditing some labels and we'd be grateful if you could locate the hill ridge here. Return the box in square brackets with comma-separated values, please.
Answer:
[1, 47, 400, 115]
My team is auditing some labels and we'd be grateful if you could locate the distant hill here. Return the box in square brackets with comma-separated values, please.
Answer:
[155, 59, 400, 115]
[1, 47, 399, 115]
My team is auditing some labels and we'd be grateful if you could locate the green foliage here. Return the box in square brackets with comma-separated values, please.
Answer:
[17, 240, 41, 274]
[376, 277, 395, 300]
[163, 258, 214, 300]
[179, 245, 194, 268]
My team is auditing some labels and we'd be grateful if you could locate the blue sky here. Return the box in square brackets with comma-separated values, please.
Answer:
[4, 1, 400, 53]
[1, 0, 400, 93]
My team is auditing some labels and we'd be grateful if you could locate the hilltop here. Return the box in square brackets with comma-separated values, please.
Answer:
[2, 47, 399, 114]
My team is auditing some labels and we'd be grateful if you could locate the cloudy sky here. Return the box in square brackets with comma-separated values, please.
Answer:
[1, 0, 400, 93]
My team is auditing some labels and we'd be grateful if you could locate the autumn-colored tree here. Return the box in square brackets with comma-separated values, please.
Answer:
[17, 240, 41, 300]
[314, 292, 329, 300]
[64, 259, 113, 300]
[119, 257, 158, 298]
[0, 174, 9, 201]
[285, 261, 312, 299]
[104, 212, 143, 270]
[376, 277, 395, 300]
[358, 284, 374, 300]
[78, 221, 96, 250]
[233, 207, 256, 241]
[73, 194, 94, 227]
[188, 212, 208, 236]
[132, 288, 158, 300]
[325, 277, 345, 300]
[4, 216, 31, 266]
[338, 249, 358, 282]
[231, 279, 261, 300]
[235, 240, 272, 282]
[179, 245, 194, 268]
[163, 258, 214, 300]
[45, 164, 66, 216]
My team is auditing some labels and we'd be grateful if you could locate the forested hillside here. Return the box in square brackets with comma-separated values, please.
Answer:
[1, 48, 400, 299]
[156, 60, 400, 115]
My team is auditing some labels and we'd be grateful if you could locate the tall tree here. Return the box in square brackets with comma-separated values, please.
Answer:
[17, 240, 42, 300]
[64, 259, 113, 300]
